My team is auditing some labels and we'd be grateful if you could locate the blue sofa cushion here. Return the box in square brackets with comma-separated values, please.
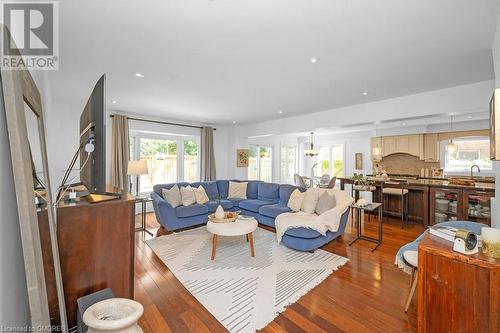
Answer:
[153, 182, 189, 196]
[279, 184, 304, 205]
[239, 199, 276, 213]
[216, 180, 230, 198]
[191, 181, 219, 199]
[175, 204, 208, 218]
[205, 199, 234, 212]
[259, 204, 292, 218]
[257, 182, 280, 201]
[284, 227, 323, 239]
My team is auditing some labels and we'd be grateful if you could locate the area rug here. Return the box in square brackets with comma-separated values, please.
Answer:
[146, 227, 348, 333]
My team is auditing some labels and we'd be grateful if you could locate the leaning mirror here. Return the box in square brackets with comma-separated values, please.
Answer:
[1, 25, 67, 332]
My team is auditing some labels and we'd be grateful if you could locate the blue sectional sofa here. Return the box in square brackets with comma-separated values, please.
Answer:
[150, 180, 350, 251]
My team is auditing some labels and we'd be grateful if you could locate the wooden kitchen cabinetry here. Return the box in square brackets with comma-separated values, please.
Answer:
[463, 189, 494, 226]
[422, 133, 439, 161]
[380, 134, 422, 158]
[429, 187, 493, 226]
[381, 136, 397, 156]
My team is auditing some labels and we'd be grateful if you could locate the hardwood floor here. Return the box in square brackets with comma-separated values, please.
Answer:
[134, 212, 424, 333]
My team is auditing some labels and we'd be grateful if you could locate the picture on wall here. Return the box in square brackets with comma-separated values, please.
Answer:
[237, 149, 249, 167]
[355, 153, 363, 170]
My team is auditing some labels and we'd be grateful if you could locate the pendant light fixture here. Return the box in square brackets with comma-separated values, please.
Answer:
[445, 115, 458, 153]
[305, 131, 319, 157]
[372, 122, 382, 159]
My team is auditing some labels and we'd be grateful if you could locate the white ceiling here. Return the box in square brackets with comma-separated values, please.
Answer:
[49, 0, 500, 125]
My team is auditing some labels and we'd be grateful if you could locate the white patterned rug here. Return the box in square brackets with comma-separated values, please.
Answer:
[146, 227, 348, 333]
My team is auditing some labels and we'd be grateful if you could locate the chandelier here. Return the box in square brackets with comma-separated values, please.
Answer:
[305, 132, 319, 157]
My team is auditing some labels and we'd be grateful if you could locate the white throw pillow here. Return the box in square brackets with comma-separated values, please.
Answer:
[228, 181, 247, 199]
[193, 185, 209, 204]
[180, 185, 196, 206]
[287, 189, 305, 212]
[301, 188, 321, 214]
[162, 185, 182, 208]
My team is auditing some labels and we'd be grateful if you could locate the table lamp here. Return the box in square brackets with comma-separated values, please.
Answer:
[127, 160, 148, 195]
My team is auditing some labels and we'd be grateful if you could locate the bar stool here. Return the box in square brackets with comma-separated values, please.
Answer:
[382, 180, 409, 228]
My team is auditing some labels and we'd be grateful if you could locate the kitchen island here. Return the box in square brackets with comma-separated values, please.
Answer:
[339, 176, 495, 226]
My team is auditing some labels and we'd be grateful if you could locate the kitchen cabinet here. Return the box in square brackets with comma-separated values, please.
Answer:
[423, 133, 439, 161]
[379, 134, 422, 158]
[429, 187, 494, 226]
[463, 189, 493, 226]
[429, 187, 464, 225]
[382, 136, 396, 156]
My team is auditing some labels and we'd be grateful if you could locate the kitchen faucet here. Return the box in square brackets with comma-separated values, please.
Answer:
[470, 164, 480, 178]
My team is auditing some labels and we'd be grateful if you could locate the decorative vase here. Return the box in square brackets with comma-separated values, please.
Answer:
[215, 205, 225, 220]
[83, 298, 144, 333]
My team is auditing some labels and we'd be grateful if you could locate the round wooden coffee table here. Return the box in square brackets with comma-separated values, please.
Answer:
[206, 218, 258, 260]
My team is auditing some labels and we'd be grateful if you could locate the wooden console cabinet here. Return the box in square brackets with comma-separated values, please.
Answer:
[39, 193, 135, 328]
[417, 234, 500, 332]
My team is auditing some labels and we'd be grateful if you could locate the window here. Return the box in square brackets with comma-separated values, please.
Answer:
[280, 145, 297, 183]
[139, 138, 177, 193]
[129, 134, 200, 194]
[442, 136, 492, 173]
[315, 144, 344, 178]
[183, 139, 199, 182]
[248, 145, 273, 182]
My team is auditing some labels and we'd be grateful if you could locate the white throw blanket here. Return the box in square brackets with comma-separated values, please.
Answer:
[275, 189, 354, 243]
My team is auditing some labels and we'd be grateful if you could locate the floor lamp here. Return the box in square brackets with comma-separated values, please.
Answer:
[127, 160, 149, 196]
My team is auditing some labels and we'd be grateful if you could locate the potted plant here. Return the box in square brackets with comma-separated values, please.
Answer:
[352, 173, 376, 192]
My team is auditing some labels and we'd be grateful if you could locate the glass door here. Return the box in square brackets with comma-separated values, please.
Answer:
[464, 190, 493, 226]
[430, 188, 463, 225]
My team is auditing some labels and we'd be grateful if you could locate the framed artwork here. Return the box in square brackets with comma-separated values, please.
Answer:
[237, 149, 249, 167]
[355, 153, 363, 170]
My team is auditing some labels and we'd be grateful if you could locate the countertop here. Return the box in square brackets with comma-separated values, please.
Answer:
[339, 176, 495, 191]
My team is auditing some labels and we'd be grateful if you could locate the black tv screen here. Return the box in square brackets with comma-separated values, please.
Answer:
[79, 74, 106, 194]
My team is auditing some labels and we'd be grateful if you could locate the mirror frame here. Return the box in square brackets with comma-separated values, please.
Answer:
[1, 25, 67, 331]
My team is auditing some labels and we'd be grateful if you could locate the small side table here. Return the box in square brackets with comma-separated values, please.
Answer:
[135, 196, 153, 236]
[349, 202, 383, 251]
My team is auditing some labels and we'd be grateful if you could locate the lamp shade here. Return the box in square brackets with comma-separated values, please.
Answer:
[127, 160, 148, 175]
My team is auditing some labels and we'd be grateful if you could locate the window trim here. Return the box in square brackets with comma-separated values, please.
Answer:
[280, 144, 298, 184]
[129, 131, 200, 194]
[248, 144, 273, 182]
[439, 136, 493, 176]
[315, 143, 345, 178]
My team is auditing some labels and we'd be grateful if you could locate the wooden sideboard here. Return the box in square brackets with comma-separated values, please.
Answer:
[417, 234, 500, 332]
[39, 193, 135, 328]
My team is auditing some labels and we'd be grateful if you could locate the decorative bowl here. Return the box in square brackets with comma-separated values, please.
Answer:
[208, 211, 240, 223]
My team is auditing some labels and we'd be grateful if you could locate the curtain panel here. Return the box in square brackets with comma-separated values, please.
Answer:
[200, 126, 216, 181]
[110, 115, 130, 190]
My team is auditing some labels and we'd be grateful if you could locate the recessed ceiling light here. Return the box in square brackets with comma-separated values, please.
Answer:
[310, 57, 319, 63]
[111, 100, 117, 104]
[278, 110, 283, 114]
[467, 115, 473, 119]
[402, 122, 407, 126]
[362, 92, 368, 96]
[232, 120, 236, 124]
[135, 73, 145, 78]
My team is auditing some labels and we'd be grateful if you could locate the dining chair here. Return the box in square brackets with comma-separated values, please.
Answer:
[294, 174, 308, 188]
